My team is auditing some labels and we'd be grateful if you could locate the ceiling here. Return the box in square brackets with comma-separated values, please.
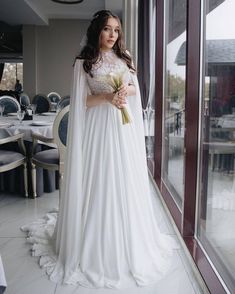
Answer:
[0, 0, 122, 59]
[0, 0, 123, 26]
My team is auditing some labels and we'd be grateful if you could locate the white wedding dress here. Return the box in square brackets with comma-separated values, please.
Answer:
[22, 50, 177, 289]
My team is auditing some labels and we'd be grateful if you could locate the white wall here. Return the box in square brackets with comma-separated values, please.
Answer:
[23, 19, 89, 99]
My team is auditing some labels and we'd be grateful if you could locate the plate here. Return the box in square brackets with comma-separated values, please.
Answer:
[7, 112, 17, 116]
[41, 112, 56, 116]
[0, 122, 13, 128]
[31, 121, 53, 126]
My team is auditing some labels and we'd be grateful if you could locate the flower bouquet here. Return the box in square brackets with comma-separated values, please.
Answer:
[106, 71, 131, 125]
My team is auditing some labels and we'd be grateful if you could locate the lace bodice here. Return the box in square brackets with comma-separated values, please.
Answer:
[86, 50, 131, 95]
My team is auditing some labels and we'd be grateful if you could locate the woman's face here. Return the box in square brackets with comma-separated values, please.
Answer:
[99, 17, 120, 51]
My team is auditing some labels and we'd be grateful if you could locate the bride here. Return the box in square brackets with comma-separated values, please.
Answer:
[22, 10, 177, 289]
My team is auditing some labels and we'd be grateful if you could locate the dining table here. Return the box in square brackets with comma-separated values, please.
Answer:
[0, 112, 58, 197]
[0, 255, 6, 294]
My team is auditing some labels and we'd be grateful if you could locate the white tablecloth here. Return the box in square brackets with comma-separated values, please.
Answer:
[0, 113, 56, 143]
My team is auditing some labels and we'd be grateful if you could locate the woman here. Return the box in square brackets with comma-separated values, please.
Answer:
[22, 10, 177, 289]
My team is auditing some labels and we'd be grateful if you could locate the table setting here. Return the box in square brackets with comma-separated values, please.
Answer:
[0, 111, 56, 143]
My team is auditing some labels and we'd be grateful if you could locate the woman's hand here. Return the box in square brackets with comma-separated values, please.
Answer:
[117, 84, 128, 98]
[112, 92, 126, 109]
[118, 83, 136, 98]
[105, 92, 126, 109]
[87, 83, 135, 109]
[110, 84, 128, 109]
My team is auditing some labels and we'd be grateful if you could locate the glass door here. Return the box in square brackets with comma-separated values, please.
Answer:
[197, 0, 235, 292]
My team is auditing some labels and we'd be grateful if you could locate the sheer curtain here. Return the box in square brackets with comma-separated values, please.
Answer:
[138, 0, 156, 132]
[138, 0, 156, 167]
[123, 0, 156, 113]
[123, 0, 156, 163]
[122, 0, 138, 66]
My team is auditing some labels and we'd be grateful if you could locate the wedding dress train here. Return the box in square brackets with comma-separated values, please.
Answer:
[22, 50, 178, 289]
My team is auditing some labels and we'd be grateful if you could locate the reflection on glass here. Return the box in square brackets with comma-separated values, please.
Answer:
[198, 0, 235, 292]
[162, 0, 186, 209]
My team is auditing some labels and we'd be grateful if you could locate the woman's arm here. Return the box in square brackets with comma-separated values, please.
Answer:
[86, 93, 111, 108]
[86, 84, 136, 109]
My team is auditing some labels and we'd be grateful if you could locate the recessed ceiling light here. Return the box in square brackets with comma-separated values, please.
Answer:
[51, 0, 84, 4]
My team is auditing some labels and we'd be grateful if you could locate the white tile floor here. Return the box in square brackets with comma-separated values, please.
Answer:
[0, 180, 205, 294]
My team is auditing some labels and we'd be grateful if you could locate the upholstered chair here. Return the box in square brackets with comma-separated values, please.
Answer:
[19, 93, 30, 107]
[32, 94, 51, 113]
[0, 96, 20, 114]
[57, 95, 70, 110]
[30, 105, 69, 198]
[47, 92, 61, 104]
[0, 129, 28, 197]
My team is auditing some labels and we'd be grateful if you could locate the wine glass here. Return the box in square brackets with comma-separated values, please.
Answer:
[17, 110, 25, 123]
[51, 96, 58, 112]
[52, 96, 57, 103]
[29, 104, 37, 119]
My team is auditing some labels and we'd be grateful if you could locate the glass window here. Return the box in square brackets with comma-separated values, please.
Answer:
[162, 0, 187, 209]
[0, 63, 23, 91]
[197, 0, 235, 292]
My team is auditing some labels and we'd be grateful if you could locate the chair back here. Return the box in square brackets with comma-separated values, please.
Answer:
[0, 96, 20, 114]
[19, 93, 30, 107]
[57, 95, 70, 110]
[47, 92, 61, 103]
[32, 94, 51, 113]
[53, 105, 69, 172]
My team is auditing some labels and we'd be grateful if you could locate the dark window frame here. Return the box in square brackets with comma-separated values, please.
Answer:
[154, 0, 227, 293]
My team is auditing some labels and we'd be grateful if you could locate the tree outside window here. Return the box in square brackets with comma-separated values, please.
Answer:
[0, 63, 23, 91]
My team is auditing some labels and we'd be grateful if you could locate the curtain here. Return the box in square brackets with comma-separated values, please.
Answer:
[137, 0, 150, 110]
[138, 0, 156, 137]
[0, 63, 4, 83]
[122, 0, 138, 66]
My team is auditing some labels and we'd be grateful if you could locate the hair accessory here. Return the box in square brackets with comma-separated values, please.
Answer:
[92, 13, 99, 20]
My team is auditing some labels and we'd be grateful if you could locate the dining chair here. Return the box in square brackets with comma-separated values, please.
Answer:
[47, 92, 61, 112]
[0, 129, 28, 197]
[31, 105, 69, 198]
[0, 96, 20, 114]
[32, 94, 51, 113]
[19, 93, 30, 107]
[57, 95, 70, 110]
[47, 92, 61, 103]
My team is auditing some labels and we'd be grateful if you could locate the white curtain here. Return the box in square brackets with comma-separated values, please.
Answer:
[122, 0, 138, 67]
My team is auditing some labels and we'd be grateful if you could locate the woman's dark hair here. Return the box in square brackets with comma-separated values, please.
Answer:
[77, 10, 135, 76]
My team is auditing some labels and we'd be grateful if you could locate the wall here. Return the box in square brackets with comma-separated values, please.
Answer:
[23, 19, 89, 99]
